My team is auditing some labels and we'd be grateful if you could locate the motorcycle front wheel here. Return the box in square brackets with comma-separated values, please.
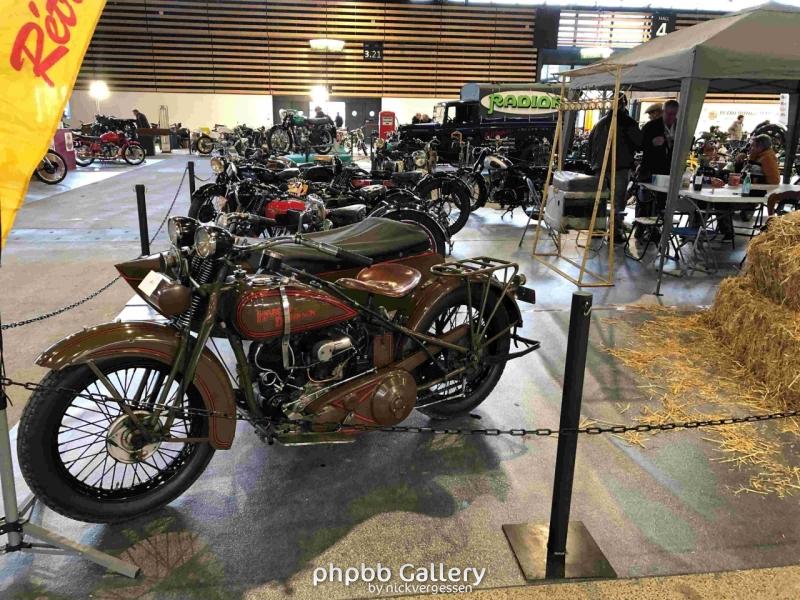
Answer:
[74, 144, 95, 167]
[195, 135, 214, 155]
[414, 176, 471, 236]
[266, 126, 293, 154]
[123, 144, 146, 165]
[458, 170, 487, 211]
[313, 129, 334, 154]
[17, 357, 215, 523]
[34, 150, 68, 184]
[402, 286, 510, 418]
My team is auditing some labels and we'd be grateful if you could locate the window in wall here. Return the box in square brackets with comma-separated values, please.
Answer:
[558, 10, 650, 49]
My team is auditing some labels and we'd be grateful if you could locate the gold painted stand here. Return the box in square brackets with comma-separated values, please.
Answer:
[531, 68, 623, 287]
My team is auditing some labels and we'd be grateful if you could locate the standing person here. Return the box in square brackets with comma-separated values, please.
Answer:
[132, 109, 154, 156]
[314, 106, 326, 119]
[588, 93, 643, 243]
[727, 114, 745, 142]
[411, 113, 422, 124]
[334, 112, 343, 128]
[640, 99, 679, 179]
[644, 103, 663, 122]
[132, 109, 150, 128]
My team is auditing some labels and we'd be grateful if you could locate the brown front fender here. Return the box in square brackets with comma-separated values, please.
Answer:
[37, 321, 237, 449]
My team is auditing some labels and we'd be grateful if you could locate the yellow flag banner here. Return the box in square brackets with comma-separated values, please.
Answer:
[0, 0, 107, 249]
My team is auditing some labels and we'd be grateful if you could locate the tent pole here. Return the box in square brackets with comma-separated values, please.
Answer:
[782, 91, 800, 183]
[654, 77, 709, 296]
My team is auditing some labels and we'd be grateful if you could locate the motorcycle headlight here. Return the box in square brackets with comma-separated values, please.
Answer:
[412, 150, 427, 168]
[194, 225, 234, 259]
[210, 157, 225, 174]
[168, 216, 199, 247]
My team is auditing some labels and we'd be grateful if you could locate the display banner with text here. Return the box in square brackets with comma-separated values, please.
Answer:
[0, 0, 106, 248]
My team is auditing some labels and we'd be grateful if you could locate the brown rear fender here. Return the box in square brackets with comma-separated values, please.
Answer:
[406, 276, 523, 333]
[37, 321, 237, 450]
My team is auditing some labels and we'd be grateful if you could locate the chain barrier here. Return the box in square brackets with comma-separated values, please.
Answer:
[1, 375, 797, 438]
[1, 166, 188, 331]
[192, 173, 213, 183]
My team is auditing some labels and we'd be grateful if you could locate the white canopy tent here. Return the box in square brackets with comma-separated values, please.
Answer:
[563, 2, 800, 294]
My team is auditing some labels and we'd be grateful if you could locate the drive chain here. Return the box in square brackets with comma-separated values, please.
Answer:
[1, 166, 188, 330]
[2, 375, 798, 438]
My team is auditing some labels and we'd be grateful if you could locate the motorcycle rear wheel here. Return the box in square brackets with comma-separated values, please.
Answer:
[17, 357, 215, 523]
[402, 286, 510, 418]
[313, 129, 334, 154]
[123, 144, 146, 165]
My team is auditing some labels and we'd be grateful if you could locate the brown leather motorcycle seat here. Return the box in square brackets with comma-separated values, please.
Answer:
[269, 217, 432, 273]
[336, 263, 422, 298]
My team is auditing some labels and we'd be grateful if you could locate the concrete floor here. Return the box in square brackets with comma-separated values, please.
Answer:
[1, 154, 797, 599]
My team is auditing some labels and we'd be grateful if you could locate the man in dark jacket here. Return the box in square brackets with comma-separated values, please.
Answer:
[132, 109, 155, 156]
[588, 94, 642, 241]
[640, 99, 679, 179]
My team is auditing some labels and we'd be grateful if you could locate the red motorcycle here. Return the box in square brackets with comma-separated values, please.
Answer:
[74, 130, 146, 166]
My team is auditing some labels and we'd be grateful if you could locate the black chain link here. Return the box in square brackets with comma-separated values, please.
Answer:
[1, 375, 797, 438]
[1, 166, 188, 331]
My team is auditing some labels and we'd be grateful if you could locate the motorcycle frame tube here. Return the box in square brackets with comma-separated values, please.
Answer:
[35, 321, 237, 449]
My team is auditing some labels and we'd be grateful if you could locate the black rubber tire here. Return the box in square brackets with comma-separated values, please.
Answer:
[414, 176, 471, 236]
[458, 170, 487, 211]
[267, 126, 293, 154]
[34, 150, 68, 184]
[313, 129, 334, 154]
[404, 285, 510, 418]
[195, 135, 214, 155]
[378, 208, 447, 257]
[17, 359, 215, 524]
[74, 142, 95, 167]
[188, 184, 226, 222]
[123, 144, 146, 165]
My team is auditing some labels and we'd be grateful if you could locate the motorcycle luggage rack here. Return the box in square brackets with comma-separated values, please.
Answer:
[431, 257, 519, 285]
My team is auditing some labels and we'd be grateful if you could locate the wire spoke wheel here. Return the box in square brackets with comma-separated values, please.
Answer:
[35, 151, 67, 184]
[18, 357, 215, 523]
[404, 286, 510, 418]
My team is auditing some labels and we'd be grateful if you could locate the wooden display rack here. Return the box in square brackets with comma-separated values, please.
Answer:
[531, 68, 622, 287]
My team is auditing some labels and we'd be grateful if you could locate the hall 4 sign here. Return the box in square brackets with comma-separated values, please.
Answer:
[651, 12, 676, 39]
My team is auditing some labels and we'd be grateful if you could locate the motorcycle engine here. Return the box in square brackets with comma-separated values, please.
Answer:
[102, 143, 117, 158]
[249, 322, 370, 419]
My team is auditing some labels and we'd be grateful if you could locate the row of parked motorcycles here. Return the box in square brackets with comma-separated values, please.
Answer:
[194, 111, 369, 158]
[188, 141, 475, 255]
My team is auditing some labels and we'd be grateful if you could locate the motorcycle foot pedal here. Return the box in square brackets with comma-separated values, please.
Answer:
[516, 286, 536, 304]
[275, 432, 357, 445]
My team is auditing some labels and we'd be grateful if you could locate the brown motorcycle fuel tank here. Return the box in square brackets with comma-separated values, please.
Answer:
[234, 276, 358, 340]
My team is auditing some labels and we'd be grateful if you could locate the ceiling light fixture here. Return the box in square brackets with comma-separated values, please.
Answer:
[309, 38, 345, 52]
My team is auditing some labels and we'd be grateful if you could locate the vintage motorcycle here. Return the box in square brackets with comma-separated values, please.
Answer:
[33, 149, 68, 184]
[17, 215, 537, 523]
[74, 130, 146, 166]
[267, 110, 336, 155]
[460, 146, 546, 218]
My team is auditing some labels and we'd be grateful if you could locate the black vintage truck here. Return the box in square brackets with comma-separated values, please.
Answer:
[395, 83, 561, 163]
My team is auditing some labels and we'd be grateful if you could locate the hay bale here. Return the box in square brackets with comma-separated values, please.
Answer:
[746, 211, 800, 311]
[703, 277, 800, 408]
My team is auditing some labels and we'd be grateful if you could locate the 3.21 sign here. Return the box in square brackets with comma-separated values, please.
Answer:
[363, 41, 383, 61]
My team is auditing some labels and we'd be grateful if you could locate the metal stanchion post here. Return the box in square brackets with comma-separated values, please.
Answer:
[0, 382, 139, 577]
[135, 185, 150, 256]
[188, 160, 196, 198]
[502, 292, 616, 581]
